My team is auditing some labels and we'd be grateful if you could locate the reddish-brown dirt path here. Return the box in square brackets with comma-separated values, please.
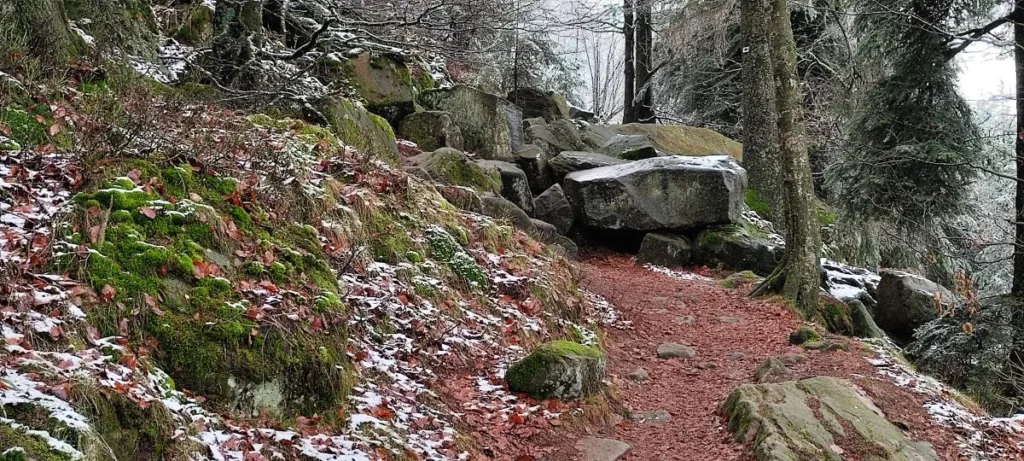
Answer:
[529, 252, 963, 461]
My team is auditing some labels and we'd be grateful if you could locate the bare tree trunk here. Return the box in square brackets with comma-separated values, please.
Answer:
[740, 0, 784, 228]
[2, 0, 83, 67]
[1013, 0, 1024, 297]
[211, 0, 264, 89]
[634, 0, 655, 123]
[751, 0, 821, 317]
[623, 0, 637, 123]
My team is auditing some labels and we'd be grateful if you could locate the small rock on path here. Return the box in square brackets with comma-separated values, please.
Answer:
[576, 437, 631, 461]
[656, 342, 695, 359]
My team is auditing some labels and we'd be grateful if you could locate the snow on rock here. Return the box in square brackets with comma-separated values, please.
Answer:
[822, 258, 880, 302]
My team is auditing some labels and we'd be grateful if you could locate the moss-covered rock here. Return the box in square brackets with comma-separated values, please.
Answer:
[504, 340, 605, 400]
[788, 327, 821, 345]
[315, 96, 400, 165]
[582, 123, 743, 161]
[506, 88, 570, 123]
[397, 111, 464, 152]
[723, 377, 937, 460]
[319, 51, 429, 124]
[817, 296, 854, 336]
[694, 224, 782, 276]
[63, 0, 160, 58]
[419, 85, 523, 161]
[410, 148, 500, 193]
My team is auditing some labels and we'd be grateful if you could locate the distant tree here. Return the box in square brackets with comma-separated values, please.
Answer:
[622, 0, 656, 123]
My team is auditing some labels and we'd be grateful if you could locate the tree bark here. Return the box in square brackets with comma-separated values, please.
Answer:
[623, 0, 637, 123]
[211, 0, 265, 89]
[752, 0, 821, 316]
[1013, 0, 1024, 297]
[634, 0, 655, 123]
[2, 0, 83, 67]
[739, 0, 784, 228]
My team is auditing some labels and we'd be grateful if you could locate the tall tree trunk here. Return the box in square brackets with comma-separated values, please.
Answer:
[1013, 0, 1024, 297]
[623, 0, 637, 124]
[751, 0, 822, 317]
[211, 0, 264, 89]
[634, 0, 655, 123]
[2, 0, 83, 68]
[740, 0, 784, 227]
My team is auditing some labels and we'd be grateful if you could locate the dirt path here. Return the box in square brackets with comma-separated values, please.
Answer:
[537, 252, 964, 461]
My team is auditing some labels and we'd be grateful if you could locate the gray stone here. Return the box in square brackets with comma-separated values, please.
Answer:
[336, 51, 421, 123]
[778, 354, 808, 366]
[402, 166, 432, 181]
[754, 357, 790, 383]
[576, 437, 631, 461]
[563, 155, 747, 232]
[789, 327, 821, 345]
[874, 269, 959, 344]
[478, 160, 533, 214]
[694, 225, 783, 276]
[549, 151, 627, 182]
[633, 409, 671, 424]
[505, 341, 605, 400]
[480, 193, 534, 231]
[637, 233, 692, 267]
[419, 85, 523, 160]
[628, 368, 649, 382]
[513, 144, 553, 193]
[397, 111, 464, 151]
[674, 315, 696, 325]
[598, 134, 658, 160]
[526, 119, 589, 157]
[727, 352, 745, 361]
[718, 316, 741, 324]
[507, 87, 570, 122]
[532, 184, 574, 235]
[696, 362, 718, 370]
[317, 97, 400, 165]
[657, 343, 695, 359]
[723, 377, 938, 461]
[848, 299, 885, 338]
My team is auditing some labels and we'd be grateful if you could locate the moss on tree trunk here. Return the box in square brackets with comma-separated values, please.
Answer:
[1, 0, 83, 68]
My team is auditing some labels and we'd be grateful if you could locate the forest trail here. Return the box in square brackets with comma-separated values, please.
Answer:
[538, 252, 964, 461]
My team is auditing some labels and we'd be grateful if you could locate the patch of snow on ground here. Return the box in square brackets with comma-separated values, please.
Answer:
[644, 263, 714, 282]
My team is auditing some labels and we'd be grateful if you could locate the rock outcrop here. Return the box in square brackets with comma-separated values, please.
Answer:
[563, 155, 746, 232]
[419, 85, 523, 160]
[505, 341, 605, 400]
[532, 184, 574, 235]
[317, 97, 401, 165]
[408, 148, 500, 192]
[581, 124, 743, 160]
[397, 111, 464, 151]
[478, 160, 533, 214]
[693, 225, 782, 276]
[874, 269, 958, 344]
[549, 151, 627, 183]
[723, 377, 938, 461]
[506, 88, 570, 122]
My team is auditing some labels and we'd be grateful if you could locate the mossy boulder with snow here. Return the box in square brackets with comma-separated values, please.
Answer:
[723, 377, 937, 460]
[419, 85, 523, 161]
[505, 340, 605, 400]
[582, 124, 743, 161]
[322, 51, 432, 123]
[694, 224, 782, 276]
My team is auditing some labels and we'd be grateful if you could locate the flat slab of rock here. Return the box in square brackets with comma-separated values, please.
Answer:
[549, 150, 627, 182]
[723, 377, 937, 461]
[563, 155, 746, 232]
[657, 342, 695, 359]
[576, 437, 631, 461]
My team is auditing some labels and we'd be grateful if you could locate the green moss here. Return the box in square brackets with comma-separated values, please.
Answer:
[744, 189, 772, 218]
[424, 148, 499, 192]
[172, 4, 213, 45]
[789, 327, 821, 345]
[0, 424, 70, 461]
[816, 203, 837, 225]
[504, 340, 604, 399]
[450, 252, 486, 288]
[0, 105, 49, 148]
[73, 384, 175, 461]
[817, 297, 853, 336]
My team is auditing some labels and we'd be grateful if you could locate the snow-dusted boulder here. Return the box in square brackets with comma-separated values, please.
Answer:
[563, 155, 746, 232]
[478, 160, 533, 215]
[549, 151, 627, 183]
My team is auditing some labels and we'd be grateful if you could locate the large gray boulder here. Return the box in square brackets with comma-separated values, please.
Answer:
[532, 184, 574, 235]
[563, 155, 747, 232]
[480, 193, 534, 230]
[513, 144, 553, 193]
[637, 233, 692, 267]
[419, 85, 523, 160]
[526, 119, 589, 157]
[397, 111, 464, 152]
[505, 341, 605, 400]
[549, 151, 628, 183]
[723, 377, 938, 461]
[507, 88, 570, 122]
[874, 269, 959, 344]
[693, 225, 783, 276]
[478, 160, 533, 214]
